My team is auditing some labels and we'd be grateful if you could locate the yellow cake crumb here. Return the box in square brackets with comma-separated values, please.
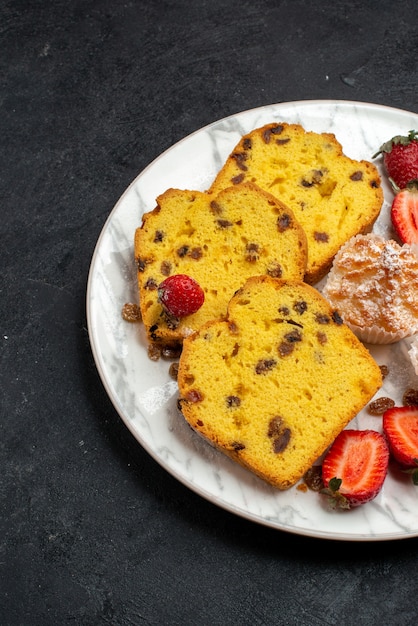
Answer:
[178, 276, 382, 490]
[208, 123, 383, 284]
[135, 183, 307, 349]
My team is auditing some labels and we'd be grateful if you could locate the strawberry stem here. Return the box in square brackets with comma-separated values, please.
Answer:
[321, 477, 351, 509]
[372, 129, 418, 158]
[329, 477, 343, 492]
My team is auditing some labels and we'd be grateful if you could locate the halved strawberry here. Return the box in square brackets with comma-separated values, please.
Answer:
[383, 406, 418, 484]
[390, 183, 418, 245]
[321, 430, 389, 508]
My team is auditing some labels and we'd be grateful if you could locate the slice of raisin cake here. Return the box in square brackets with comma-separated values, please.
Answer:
[208, 123, 383, 284]
[177, 276, 382, 490]
[135, 183, 307, 350]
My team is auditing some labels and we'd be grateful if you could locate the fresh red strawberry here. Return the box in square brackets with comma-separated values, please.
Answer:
[158, 274, 205, 318]
[390, 182, 418, 244]
[383, 406, 418, 484]
[321, 430, 389, 508]
[374, 130, 418, 190]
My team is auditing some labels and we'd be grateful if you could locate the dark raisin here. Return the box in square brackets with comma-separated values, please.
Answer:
[278, 342, 295, 357]
[301, 170, 323, 188]
[262, 128, 273, 143]
[267, 416, 285, 438]
[231, 442, 246, 451]
[168, 362, 179, 380]
[162, 345, 182, 359]
[370, 180, 379, 188]
[267, 416, 292, 453]
[403, 388, 418, 406]
[243, 138, 252, 150]
[277, 213, 292, 232]
[255, 358, 277, 374]
[317, 331, 327, 345]
[190, 247, 203, 260]
[164, 313, 180, 330]
[186, 389, 204, 403]
[304, 466, 324, 492]
[177, 245, 189, 257]
[137, 257, 147, 272]
[332, 310, 344, 325]
[314, 231, 329, 242]
[147, 343, 161, 361]
[231, 173, 245, 185]
[160, 260, 172, 276]
[210, 200, 222, 214]
[226, 395, 241, 407]
[121, 302, 142, 322]
[217, 219, 233, 228]
[276, 138, 290, 145]
[231, 152, 248, 171]
[293, 301, 308, 315]
[379, 364, 389, 379]
[245, 242, 260, 262]
[278, 306, 290, 316]
[273, 429, 291, 453]
[315, 313, 330, 324]
[144, 277, 158, 290]
[284, 329, 302, 343]
[350, 171, 363, 181]
[368, 397, 395, 415]
[271, 125, 284, 135]
[231, 343, 239, 357]
[267, 262, 282, 278]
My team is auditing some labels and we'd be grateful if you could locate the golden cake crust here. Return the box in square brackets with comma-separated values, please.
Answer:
[134, 183, 307, 349]
[178, 276, 382, 490]
[208, 122, 384, 284]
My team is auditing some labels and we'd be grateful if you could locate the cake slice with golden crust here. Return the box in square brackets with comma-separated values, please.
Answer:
[177, 276, 382, 490]
[208, 122, 383, 284]
[135, 183, 307, 350]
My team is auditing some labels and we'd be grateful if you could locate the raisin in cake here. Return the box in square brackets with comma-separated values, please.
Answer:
[208, 122, 383, 284]
[177, 276, 382, 490]
[135, 183, 307, 350]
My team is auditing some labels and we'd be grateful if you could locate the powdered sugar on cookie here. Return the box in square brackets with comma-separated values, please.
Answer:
[323, 234, 418, 343]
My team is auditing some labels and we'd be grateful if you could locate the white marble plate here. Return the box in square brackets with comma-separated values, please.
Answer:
[87, 100, 418, 541]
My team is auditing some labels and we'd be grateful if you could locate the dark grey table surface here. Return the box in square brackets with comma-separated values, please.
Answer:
[2, 1, 418, 624]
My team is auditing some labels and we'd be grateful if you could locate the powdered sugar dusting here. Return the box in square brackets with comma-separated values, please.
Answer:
[323, 234, 418, 339]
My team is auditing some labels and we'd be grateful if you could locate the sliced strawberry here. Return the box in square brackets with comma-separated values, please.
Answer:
[390, 183, 418, 245]
[383, 406, 418, 476]
[158, 274, 205, 318]
[321, 430, 389, 508]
